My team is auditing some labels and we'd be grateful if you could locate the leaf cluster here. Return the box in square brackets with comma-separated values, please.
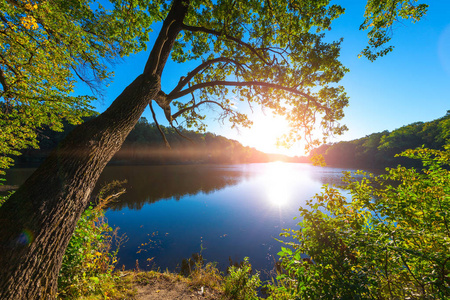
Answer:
[223, 257, 261, 300]
[360, 0, 428, 61]
[165, 0, 350, 149]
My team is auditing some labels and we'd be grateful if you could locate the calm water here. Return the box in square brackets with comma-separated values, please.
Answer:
[5, 162, 353, 277]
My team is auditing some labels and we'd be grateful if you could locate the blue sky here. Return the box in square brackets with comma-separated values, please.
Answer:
[86, 1, 450, 156]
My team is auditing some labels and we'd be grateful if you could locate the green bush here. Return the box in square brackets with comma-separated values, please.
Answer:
[57, 181, 127, 299]
[223, 257, 261, 300]
[273, 147, 450, 299]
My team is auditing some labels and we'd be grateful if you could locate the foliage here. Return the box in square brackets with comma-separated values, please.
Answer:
[166, 0, 351, 150]
[57, 181, 127, 299]
[179, 252, 262, 299]
[311, 112, 450, 168]
[179, 252, 224, 290]
[0, 189, 9, 206]
[190, 261, 223, 290]
[0, 0, 429, 173]
[223, 257, 261, 300]
[0, 0, 160, 173]
[0, 183, 129, 299]
[276, 147, 450, 299]
[360, 0, 428, 60]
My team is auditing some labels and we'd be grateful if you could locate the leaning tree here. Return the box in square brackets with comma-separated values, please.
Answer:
[0, 0, 427, 298]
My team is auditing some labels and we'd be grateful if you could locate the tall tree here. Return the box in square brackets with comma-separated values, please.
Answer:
[0, 0, 427, 298]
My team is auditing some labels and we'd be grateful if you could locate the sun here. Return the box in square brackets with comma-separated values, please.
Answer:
[219, 110, 308, 156]
[242, 113, 291, 154]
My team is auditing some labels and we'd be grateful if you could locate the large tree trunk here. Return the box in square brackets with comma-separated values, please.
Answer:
[0, 0, 188, 297]
[0, 73, 160, 298]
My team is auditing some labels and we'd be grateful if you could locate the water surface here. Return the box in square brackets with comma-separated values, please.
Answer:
[5, 162, 353, 276]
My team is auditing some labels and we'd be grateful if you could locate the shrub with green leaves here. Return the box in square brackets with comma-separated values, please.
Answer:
[57, 181, 126, 299]
[274, 147, 450, 299]
[223, 257, 261, 300]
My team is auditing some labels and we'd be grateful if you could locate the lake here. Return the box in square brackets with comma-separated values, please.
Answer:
[5, 162, 353, 278]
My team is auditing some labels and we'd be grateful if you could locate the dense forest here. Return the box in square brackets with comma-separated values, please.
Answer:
[310, 112, 450, 169]
[14, 117, 305, 167]
[14, 112, 450, 169]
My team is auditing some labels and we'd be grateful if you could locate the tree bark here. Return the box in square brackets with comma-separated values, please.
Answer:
[0, 73, 160, 299]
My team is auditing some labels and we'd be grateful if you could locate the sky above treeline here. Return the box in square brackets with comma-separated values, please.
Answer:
[84, 0, 450, 156]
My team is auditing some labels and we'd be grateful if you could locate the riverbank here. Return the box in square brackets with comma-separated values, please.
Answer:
[71, 254, 263, 300]
[116, 270, 224, 300]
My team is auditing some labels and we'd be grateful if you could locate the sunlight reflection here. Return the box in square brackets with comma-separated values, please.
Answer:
[262, 162, 296, 207]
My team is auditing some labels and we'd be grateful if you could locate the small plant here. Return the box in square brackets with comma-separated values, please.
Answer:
[57, 181, 127, 299]
[180, 239, 223, 290]
[223, 257, 261, 300]
[190, 260, 223, 290]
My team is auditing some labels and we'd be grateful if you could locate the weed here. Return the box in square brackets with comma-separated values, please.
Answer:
[57, 181, 127, 299]
[223, 257, 261, 300]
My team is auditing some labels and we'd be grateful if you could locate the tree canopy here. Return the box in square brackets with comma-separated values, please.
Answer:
[0, 0, 160, 172]
[0, 0, 428, 174]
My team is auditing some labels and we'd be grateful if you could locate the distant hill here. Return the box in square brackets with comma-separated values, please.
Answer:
[14, 117, 306, 167]
[310, 112, 450, 169]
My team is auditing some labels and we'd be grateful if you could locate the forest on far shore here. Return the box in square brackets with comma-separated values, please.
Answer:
[13, 116, 306, 167]
[13, 112, 450, 170]
[310, 111, 450, 169]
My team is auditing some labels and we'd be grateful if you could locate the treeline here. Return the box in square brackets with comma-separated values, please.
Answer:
[14, 117, 302, 166]
[310, 112, 450, 169]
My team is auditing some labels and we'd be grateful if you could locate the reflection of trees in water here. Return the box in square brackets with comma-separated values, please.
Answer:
[308, 167, 349, 186]
[309, 167, 382, 187]
[96, 165, 247, 210]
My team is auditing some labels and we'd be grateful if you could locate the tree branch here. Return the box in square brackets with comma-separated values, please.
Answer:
[172, 100, 225, 120]
[168, 80, 328, 112]
[169, 57, 247, 97]
[149, 101, 170, 148]
[144, 0, 190, 76]
[145, 19, 176, 75]
[0, 53, 19, 77]
[71, 67, 102, 96]
[171, 123, 194, 143]
[181, 24, 271, 65]
[0, 67, 9, 94]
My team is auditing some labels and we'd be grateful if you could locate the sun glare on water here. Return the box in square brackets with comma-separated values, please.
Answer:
[262, 162, 295, 207]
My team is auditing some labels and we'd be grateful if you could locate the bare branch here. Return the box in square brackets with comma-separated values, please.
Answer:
[168, 80, 328, 112]
[149, 101, 171, 149]
[171, 123, 194, 143]
[71, 67, 103, 96]
[172, 100, 225, 120]
[169, 57, 247, 97]
[181, 24, 271, 65]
